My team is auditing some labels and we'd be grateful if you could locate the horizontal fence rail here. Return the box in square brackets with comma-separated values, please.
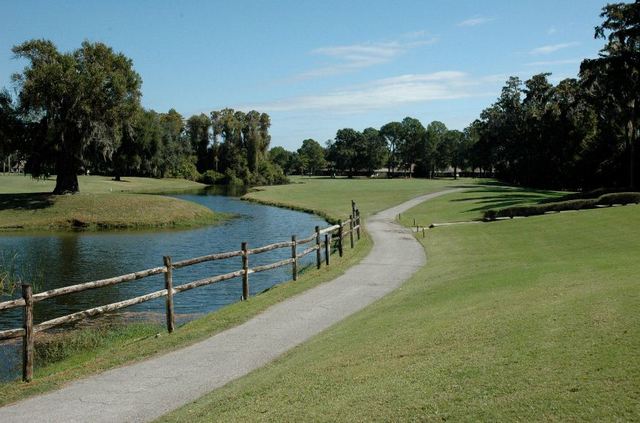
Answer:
[0, 201, 363, 382]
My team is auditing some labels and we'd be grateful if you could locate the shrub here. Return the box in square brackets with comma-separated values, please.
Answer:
[223, 169, 245, 187]
[173, 158, 201, 181]
[200, 170, 225, 185]
[597, 192, 640, 206]
[545, 199, 598, 212]
[484, 192, 640, 220]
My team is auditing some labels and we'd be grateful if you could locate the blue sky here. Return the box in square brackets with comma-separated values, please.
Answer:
[2, 0, 607, 150]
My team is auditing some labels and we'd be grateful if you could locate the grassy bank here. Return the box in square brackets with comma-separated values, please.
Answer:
[0, 232, 372, 406]
[159, 183, 639, 421]
[0, 175, 223, 231]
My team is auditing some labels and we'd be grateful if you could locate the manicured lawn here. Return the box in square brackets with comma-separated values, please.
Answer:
[0, 174, 207, 194]
[159, 184, 639, 422]
[398, 183, 566, 225]
[0, 175, 221, 231]
[245, 176, 473, 220]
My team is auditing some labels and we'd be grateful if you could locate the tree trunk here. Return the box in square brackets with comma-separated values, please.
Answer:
[628, 119, 636, 190]
[53, 143, 80, 194]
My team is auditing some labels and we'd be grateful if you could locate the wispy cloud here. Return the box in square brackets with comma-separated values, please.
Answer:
[457, 16, 495, 27]
[242, 71, 496, 114]
[525, 58, 582, 67]
[293, 35, 437, 80]
[529, 42, 579, 55]
[547, 26, 557, 35]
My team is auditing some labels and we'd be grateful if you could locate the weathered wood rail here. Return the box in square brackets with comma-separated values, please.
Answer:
[0, 202, 362, 382]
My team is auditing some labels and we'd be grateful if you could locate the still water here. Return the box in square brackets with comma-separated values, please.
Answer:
[0, 188, 327, 380]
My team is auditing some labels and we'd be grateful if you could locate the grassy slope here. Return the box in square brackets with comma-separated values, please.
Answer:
[245, 176, 465, 220]
[0, 175, 221, 230]
[0, 234, 372, 406]
[159, 183, 639, 422]
[399, 183, 565, 225]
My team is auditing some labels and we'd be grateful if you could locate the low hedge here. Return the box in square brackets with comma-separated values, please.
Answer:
[598, 192, 640, 206]
[484, 192, 640, 220]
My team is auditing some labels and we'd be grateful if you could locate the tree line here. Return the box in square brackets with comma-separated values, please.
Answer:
[275, 1, 639, 190]
[470, 1, 638, 189]
[268, 119, 471, 179]
[0, 40, 286, 194]
[1, 2, 637, 193]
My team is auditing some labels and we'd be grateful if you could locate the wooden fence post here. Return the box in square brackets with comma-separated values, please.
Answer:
[349, 215, 354, 249]
[242, 242, 249, 300]
[324, 233, 330, 266]
[338, 220, 344, 257]
[351, 200, 356, 220]
[422, 227, 426, 238]
[163, 256, 175, 333]
[315, 226, 321, 269]
[291, 235, 298, 281]
[356, 209, 361, 240]
[22, 284, 34, 382]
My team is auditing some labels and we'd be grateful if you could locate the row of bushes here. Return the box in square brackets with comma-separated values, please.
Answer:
[484, 192, 640, 220]
[539, 187, 631, 203]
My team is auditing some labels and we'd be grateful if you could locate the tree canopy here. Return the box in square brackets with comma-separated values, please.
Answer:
[12, 40, 142, 193]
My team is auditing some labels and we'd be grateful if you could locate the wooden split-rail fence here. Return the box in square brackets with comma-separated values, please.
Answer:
[0, 201, 362, 382]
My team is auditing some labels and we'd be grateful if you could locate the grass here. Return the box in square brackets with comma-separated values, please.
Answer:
[0, 232, 372, 406]
[397, 184, 566, 225]
[0, 176, 457, 404]
[0, 174, 224, 231]
[0, 174, 208, 194]
[0, 176, 461, 404]
[244, 176, 472, 221]
[158, 183, 639, 422]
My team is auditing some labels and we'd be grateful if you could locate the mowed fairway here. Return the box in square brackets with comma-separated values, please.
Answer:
[245, 176, 466, 220]
[160, 182, 640, 421]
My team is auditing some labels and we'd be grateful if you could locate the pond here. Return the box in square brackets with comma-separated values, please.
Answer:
[0, 187, 328, 381]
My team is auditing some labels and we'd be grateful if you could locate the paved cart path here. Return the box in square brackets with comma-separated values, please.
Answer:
[0, 189, 459, 423]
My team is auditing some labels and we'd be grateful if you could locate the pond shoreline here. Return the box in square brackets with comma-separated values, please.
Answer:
[0, 189, 331, 383]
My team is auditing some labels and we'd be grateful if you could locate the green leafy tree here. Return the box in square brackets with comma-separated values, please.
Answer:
[380, 121, 403, 177]
[269, 146, 296, 175]
[441, 129, 464, 178]
[327, 128, 364, 178]
[423, 121, 447, 177]
[297, 139, 326, 175]
[185, 114, 211, 173]
[12, 40, 142, 193]
[160, 109, 194, 178]
[399, 117, 426, 178]
[362, 127, 388, 175]
[211, 108, 272, 182]
[0, 89, 21, 173]
[580, 1, 640, 188]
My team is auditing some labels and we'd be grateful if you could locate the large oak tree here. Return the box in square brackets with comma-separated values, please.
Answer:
[12, 39, 142, 194]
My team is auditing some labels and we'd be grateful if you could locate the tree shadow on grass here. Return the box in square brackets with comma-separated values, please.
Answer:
[0, 193, 55, 211]
[442, 186, 565, 214]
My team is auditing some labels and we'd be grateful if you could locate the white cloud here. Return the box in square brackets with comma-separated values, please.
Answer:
[547, 26, 557, 35]
[525, 58, 581, 66]
[241, 71, 496, 114]
[529, 42, 579, 55]
[457, 16, 495, 27]
[293, 35, 437, 80]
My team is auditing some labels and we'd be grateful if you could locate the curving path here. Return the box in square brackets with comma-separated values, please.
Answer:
[0, 189, 459, 423]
